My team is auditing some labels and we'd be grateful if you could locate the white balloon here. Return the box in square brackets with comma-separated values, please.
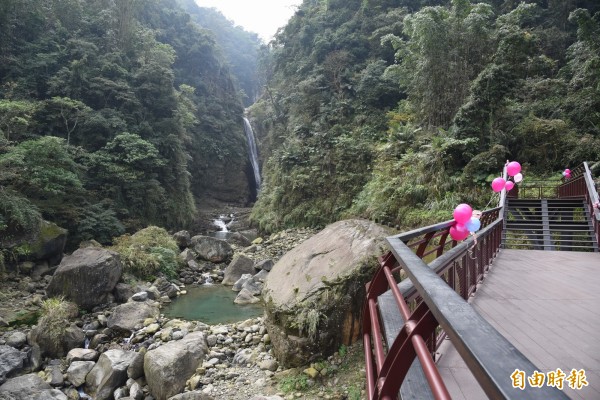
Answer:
[514, 173, 523, 183]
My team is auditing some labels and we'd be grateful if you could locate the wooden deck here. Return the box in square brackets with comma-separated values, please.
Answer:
[437, 249, 600, 400]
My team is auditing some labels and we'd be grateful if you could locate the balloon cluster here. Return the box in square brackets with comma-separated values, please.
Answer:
[491, 161, 522, 193]
[450, 203, 481, 241]
[562, 168, 571, 179]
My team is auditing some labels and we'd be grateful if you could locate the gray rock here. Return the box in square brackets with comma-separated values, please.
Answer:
[66, 361, 95, 387]
[47, 364, 63, 387]
[30, 322, 85, 359]
[248, 396, 284, 400]
[113, 283, 135, 304]
[85, 349, 138, 400]
[167, 391, 214, 400]
[222, 254, 255, 285]
[190, 236, 233, 263]
[144, 331, 208, 400]
[131, 292, 148, 302]
[129, 382, 144, 400]
[0, 346, 27, 384]
[173, 230, 191, 249]
[180, 249, 197, 263]
[5, 333, 26, 349]
[253, 269, 269, 283]
[46, 247, 122, 310]
[126, 350, 144, 380]
[0, 374, 54, 399]
[107, 301, 159, 334]
[254, 259, 274, 272]
[263, 219, 390, 367]
[227, 232, 251, 247]
[241, 279, 263, 296]
[66, 348, 99, 364]
[257, 359, 278, 372]
[232, 274, 253, 292]
[234, 288, 260, 305]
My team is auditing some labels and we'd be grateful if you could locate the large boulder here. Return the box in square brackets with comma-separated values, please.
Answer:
[0, 373, 66, 400]
[46, 247, 122, 310]
[222, 254, 255, 285]
[107, 301, 159, 334]
[190, 236, 233, 263]
[0, 346, 27, 385]
[0, 221, 67, 269]
[262, 219, 389, 367]
[85, 349, 138, 400]
[144, 331, 208, 400]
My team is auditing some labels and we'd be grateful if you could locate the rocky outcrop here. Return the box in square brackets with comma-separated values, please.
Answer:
[262, 219, 389, 367]
[85, 349, 139, 400]
[222, 254, 255, 285]
[144, 331, 208, 400]
[190, 236, 233, 263]
[46, 247, 122, 310]
[107, 301, 160, 334]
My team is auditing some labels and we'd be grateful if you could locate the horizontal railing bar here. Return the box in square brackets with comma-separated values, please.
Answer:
[386, 236, 569, 399]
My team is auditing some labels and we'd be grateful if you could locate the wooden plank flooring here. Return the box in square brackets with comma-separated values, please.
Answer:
[436, 249, 600, 399]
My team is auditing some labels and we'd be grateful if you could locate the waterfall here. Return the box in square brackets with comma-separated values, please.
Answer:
[243, 117, 261, 192]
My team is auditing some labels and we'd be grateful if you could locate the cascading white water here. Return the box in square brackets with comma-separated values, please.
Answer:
[243, 117, 261, 191]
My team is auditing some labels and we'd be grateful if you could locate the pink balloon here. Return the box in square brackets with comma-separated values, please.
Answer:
[450, 224, 469, 241]
[491, 177, 506, 192]
[506, 161, 521, 177]
[514, 173, 523, 183]
[453, 203, 473, 225]
[565, 169, 571, 174]
[505, 181, 515, 191]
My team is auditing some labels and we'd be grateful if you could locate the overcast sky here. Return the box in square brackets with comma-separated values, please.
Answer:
[195, 0, 302, 42]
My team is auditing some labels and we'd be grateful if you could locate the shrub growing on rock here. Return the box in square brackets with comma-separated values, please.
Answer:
[111, 226, 182, 280]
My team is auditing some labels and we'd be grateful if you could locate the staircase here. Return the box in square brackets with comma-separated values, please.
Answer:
[503, 197, 598, 251]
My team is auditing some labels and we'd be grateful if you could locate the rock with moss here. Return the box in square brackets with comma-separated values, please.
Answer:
[262, 219, 390, 367]
[28, 298, 84, 358]
[46, 247, 122, 310]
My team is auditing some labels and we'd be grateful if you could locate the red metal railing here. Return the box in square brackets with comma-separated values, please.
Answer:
[362, 163, 580, 399]
[362, 207, 503, 400]
[558, 162, 600, 247]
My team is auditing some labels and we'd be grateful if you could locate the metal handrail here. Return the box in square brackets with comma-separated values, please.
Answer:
[362, 164, 571, 399]
[558, 162, 600, 246]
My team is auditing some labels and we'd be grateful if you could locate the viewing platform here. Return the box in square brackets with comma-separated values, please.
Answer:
[362, 162, 600, 399]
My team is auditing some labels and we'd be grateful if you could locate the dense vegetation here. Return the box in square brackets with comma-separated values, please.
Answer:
[0, 0, 260, 254]
[2, 0, 600, 264]
[250, 0, 600, 231]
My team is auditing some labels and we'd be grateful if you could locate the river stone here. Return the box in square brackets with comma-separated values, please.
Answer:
[66, 348, 99, 363]
[262, 219, 389, 367]
[232, 274, 252, 292]
[107, 301, 159, 334]
[5, 333, 26, 349]
[0, 346, 27, 385]
[85, 349, 138, 400]
[242, 278, 263, 296]
[190, 236, 233, 263]
[167, 392, 214, 400]
[66, 361, 95, 387]
[254, 259, 274, 272]
[234, 288, 260, 305]
[222, 254, 255, 285]
[173, 230, 191, 249]
[46, 247, 122, 310]
[144, 331, 208, 400]
[0, 373, 67, 400]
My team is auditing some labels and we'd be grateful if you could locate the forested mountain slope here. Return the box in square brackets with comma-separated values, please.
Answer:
[249, 0, 600, 232]
[0, 0, 253, 251]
